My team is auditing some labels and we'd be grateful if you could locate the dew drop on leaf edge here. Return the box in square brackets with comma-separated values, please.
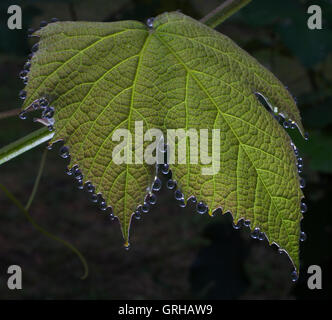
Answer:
[291, 270, 298, 282]
[89, 193, 98, 203]
[300, 231, 307, 242]
[31, 43, 39, 53]
[301, 202, 308, 214]
[59, 146, 69, 159]
[142, 202, 150, 213]
[174, 189, 183, 201]
[244, 220, 250, 227]
[19, 111, 27, 120]
[232, 221, 241, 230]
[146, 17, 154, 28]
[196, 201, 207, 215]
[166, 179, 176, 190]
[250, 227, 260, 239]
[19, 90, 26, 100]
[152, 178, 162, 192]
[147, 193, 157, 205]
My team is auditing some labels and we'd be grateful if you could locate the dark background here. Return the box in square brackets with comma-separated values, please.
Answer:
[0, 0, 331, 300]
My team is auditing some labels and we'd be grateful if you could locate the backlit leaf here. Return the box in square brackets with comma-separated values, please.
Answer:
[22, 12, 306, 271]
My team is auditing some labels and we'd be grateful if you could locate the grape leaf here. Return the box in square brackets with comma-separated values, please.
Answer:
[22, 12, 305, 271]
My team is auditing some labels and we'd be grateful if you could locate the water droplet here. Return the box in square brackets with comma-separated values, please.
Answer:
[142, 202, 150, 213]
[39, 98, 48, 108]
[48, 125, 54, 131]
[178, 199, 186, 208]
[283, 121, 290, 129]
[174, 189, 183, 201]
[300, 231, 307, 242]
[304, 132, 309, 141]
[134, 209, 141, 220]
[146, 17, 155, 28]
[24, 61, 31, 71]
[232, 221, 241, 230]
[66, 167, 73, 176]
[19, 111, 27, 120]
[84, 182, 95, 193]
[294, 149, 299, 157]
[258, 232, 265, 241]
[23, 77, 28, 85]
[197, 201, 207, 215]
[152, 178, 162, 191]
[300, 178, 305, 189]
[40, 20, 48, 28]
[291, 270, 298, 282]
[19, 90, 27, 100]
[59, 146, 69, 159]
[161, 163, 169, 175]
[19, 70, 28, 79]
[166, 179, 176, 190]
[290, 122, 296, 129]
[297, 157, 303, 166]
[189, 196, 197, 203]
[301, 202, 307, 214]
[108, 207, 114, 220]
[46, 144, 53, 151]
[43, 106, 54, 118]
[49, 117, 56, 125]
[51, 17, 59, 23]
[243, 220, 250, 228]
[27, 28, 34, 35]
[99, 200, 107, 211]
[89, 193, 98, 203]
[124, 242, 130, 250]
[278, 248, 283, 255]
[73, 167, 83, 180]
[77, 180, 83, 190]
[147, 193, 157, 205]
[31, 43, 39, 53]
[251, 227, 260, 239]
[28, 53, 33, 60]
[31, 102, 39, 110]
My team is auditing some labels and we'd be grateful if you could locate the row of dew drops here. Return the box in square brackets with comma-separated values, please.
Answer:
[271, 94, 309, 282]
[17, 16, 307, 282]
[18, 18, 59, 130]
[33, 139, 308, 282]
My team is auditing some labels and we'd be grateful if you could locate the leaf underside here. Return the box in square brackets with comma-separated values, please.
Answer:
[22, 12, 305, 271]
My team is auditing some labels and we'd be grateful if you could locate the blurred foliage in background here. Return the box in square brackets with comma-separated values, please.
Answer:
[0, 0, 331, 299]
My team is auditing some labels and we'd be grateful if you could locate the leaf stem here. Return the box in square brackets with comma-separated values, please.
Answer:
[0, 127, 54, 166]
[0, 183, 89, 280]
[25, 148, 48, 211]
[0, 108, 21, 120]
[200, 0, 252, 28]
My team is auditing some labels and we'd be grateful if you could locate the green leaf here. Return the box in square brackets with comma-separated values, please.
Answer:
[22, 12, 305, 271]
